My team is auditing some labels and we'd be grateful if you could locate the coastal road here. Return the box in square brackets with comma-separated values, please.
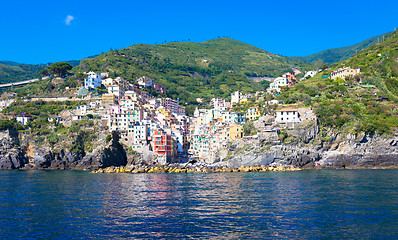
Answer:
[0, 76, 49, 89]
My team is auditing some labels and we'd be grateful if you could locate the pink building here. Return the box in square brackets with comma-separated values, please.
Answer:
[153, 84, 167, 95]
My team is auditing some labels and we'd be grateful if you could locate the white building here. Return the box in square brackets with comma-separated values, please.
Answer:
[268, 77, 288, 92]
[102, 78, 114, 87]
[232, 112, 246, 123]
[76, 105, 89, 115]
[136, 76, 154, 88]
[275, 108, 300, 123]
[210, 98, 231, 110]
[84, 71, 102, 89]
[108, 85, 125, 100]
[16, 116, 29, 125]
[304, 70, 318, 79]
[221, 111, 234, 123]
[231, 91, 242, 106]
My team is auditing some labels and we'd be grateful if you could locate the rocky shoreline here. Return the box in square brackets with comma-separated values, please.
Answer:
[92, 165, 302, 174]
[1, 129, 398, 171]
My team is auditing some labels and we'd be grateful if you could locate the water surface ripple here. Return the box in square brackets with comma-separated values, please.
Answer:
[0, 170, 397, 239]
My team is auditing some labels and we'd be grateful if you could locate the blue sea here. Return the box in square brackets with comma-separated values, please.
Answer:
[0, 170, 397, 239]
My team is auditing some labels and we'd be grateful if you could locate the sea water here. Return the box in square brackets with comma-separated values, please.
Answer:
[0, 170, 397, 239]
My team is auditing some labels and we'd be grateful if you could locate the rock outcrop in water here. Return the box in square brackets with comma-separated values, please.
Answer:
[0, 125, 397, 170]
[76, 132, 127, 170]
[0, 129, 28, 169]
[0, 129, 126, 170]
[221, 129, 398, 169]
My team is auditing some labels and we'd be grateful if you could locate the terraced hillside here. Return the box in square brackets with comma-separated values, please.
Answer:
[75, 38, 312, 104]
[279, 30, 398, 135]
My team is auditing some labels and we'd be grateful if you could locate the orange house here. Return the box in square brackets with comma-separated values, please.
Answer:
[152, 130, 172, 156]
[282, 72, 297, 87]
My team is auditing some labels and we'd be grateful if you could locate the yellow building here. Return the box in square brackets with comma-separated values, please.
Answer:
[330, 67, 360, 80]
[246, 107, 260, 121]
[229, 124, 244, 140]
[102, 93, 117, 105]
[158, 108, 172, 117]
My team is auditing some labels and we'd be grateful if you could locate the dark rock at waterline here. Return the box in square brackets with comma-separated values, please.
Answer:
[285, 150, 321, 168]
[323, 154, 398, 168]
[0, 129, 28, 169]
[76, 133, 127, 170]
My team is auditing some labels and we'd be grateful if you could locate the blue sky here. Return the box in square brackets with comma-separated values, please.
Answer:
[1, 0, 397, 64]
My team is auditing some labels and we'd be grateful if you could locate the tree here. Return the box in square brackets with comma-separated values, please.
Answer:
[39, 69, 49, 76]
[47, 62, 73, 77]
[314, 59, 324, 70]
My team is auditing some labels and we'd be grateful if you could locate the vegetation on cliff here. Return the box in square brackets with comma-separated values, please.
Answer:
[73, 38, 312, 104]
[0, 60, 81, 84]
[278, 30, 398, 135]
[0, 62, 47, 84]
[1, 100, 103, 154]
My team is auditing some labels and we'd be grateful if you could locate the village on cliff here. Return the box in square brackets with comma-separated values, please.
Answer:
[0, 66, 361, 164]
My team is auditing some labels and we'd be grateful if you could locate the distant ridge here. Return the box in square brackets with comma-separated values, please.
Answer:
[296, 32, 390, 65]
[0, 56, 96, 84]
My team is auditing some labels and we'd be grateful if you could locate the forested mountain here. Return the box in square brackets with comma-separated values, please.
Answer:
[75, 38, 312, 104]
[0, 63, 47, 84]
[0, 60, 82, 84]
[296, 32, 390, 65]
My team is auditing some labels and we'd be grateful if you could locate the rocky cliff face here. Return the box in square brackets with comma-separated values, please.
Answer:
[76, 133, 127, 170]
[223, 129, 398, 169]
[318, 133, 398, 168]
[1, 126, 398, 170]
[0, 129, 28, 169]
[0, 129, 127, 170]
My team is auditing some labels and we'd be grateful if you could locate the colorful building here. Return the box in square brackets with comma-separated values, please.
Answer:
[330, 67, 360, 80]
[229, 124, 244, 140]
[152, 130, 173, 158]
[282, 72, 297, 86]
[246, 107, 260, 121]
[84, 71, 101, 89]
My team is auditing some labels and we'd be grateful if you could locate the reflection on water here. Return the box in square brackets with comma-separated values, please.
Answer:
[0, 170, 397, 239]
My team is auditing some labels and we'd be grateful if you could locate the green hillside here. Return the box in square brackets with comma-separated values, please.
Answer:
[279, 30, 398, 135]
[0, 63, 47, 84]
[297, 32, 389, 65]
[0, 60, 82, 84]
[75, 38, 312, 104]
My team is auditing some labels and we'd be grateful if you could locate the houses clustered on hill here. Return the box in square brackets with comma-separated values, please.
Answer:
[64, 70, 318, 163]
[73, 72, 187, 164]
[8, 64, 363, 163]
[81, 66, 361, 163]
[188, 90, 316, 162]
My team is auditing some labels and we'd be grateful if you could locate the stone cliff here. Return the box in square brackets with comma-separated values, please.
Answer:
[221, 128, 398, 169]
[0, 129, 28, 169]
[1, 125, 398, 170]
[0, 129, 127, 170]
